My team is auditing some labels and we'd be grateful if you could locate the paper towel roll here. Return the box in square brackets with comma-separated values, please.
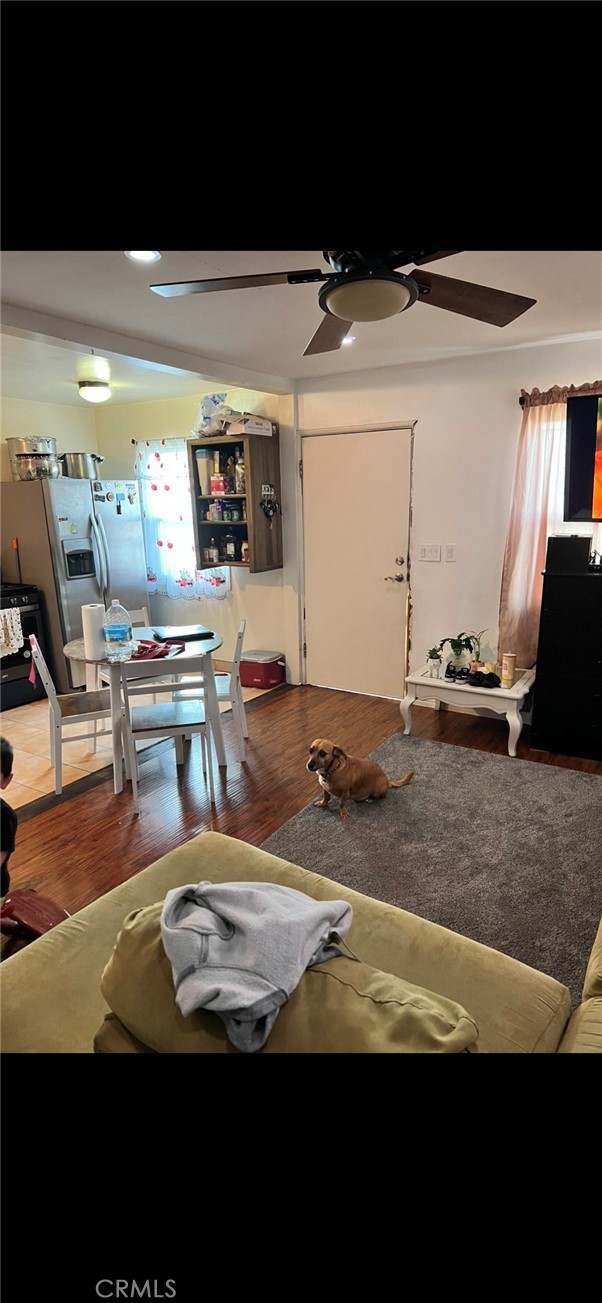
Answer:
[81, 603, 106, 660]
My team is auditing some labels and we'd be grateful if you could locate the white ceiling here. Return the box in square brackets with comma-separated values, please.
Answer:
[1, 250, 601, 404]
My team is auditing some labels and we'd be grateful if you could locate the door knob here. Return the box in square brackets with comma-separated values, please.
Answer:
[384, 574, 405, 582]
[395, 556, 405, 566]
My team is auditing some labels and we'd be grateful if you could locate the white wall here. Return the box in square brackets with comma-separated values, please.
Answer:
[94, 387, 286, 663]
[1, 398, 97, 481]
[5, 341, 601, 691]
[294, 338, 602, 676]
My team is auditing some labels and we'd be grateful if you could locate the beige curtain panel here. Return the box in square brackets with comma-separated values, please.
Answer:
[498, 381, 602, 669]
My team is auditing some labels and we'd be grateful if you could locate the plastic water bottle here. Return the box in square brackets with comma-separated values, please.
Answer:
[103, 598, 133, 662]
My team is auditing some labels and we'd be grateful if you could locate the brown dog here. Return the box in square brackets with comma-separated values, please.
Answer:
[306, 738, 415, 819]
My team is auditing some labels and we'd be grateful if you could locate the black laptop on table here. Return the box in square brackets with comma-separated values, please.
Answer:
[152, 625, 214, 642]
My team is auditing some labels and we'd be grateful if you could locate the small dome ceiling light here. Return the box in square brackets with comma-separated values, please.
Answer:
[78, 380, 112, 403]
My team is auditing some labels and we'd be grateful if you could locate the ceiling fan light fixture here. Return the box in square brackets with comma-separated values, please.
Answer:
[320, 270, 418, 323]
[78, 380, 112, 403]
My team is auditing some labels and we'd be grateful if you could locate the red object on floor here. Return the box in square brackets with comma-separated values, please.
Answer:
[0, 889, 70, 939]
[240, 651, 285, 689]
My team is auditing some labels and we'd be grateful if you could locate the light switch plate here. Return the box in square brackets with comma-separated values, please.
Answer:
[445, 545, 456, 562]
[419, 544, 441, 561]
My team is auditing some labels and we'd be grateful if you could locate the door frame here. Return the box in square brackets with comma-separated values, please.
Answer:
[297, 419, 417, 690]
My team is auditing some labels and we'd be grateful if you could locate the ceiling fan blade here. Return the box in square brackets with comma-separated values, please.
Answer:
[303, 315, 353, 357]
[150, 268, 328, 298]
[411, 250, 464, 266]
[411, 269, 537, 326]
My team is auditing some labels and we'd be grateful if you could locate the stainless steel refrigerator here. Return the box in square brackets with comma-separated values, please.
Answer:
[0, 478, 148, 691]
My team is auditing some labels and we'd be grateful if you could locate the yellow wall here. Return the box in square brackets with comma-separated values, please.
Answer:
[93, 388, 281, 479]
[1, 398, 97, 481]
[1, 386, 289, 669]
[94, 386, 287, 665]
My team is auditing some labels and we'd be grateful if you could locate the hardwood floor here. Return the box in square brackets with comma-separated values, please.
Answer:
[7, 685, 602, 919]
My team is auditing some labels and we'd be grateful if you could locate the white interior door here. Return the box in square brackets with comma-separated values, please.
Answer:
[302, 427, 412, 699]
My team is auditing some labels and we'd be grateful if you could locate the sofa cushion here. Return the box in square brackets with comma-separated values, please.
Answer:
[557, 998, 602, 1054]
[94, 1012, 157, 1054]
[582, 920, 602, 1001]
[99, 902, 480, 1053]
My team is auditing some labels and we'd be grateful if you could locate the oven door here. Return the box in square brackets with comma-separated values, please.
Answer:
[1, 604, 48, 703]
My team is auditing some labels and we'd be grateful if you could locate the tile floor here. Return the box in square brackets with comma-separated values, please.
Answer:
[1, 682, 272, 810]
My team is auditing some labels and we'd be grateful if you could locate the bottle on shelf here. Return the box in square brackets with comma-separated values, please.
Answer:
[208, 537, 220, 564]
[224, 532, 236, 561]
[235, 446, 246, 494]
[241, 541, 249, 565]
[225, 453, 236, 492]
[102, 598, 133, 662]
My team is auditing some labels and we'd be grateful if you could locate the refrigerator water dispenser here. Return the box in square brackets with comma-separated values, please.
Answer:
[62, 537, 96, 580]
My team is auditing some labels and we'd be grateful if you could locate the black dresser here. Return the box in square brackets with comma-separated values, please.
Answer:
[530, 560, 602, 761]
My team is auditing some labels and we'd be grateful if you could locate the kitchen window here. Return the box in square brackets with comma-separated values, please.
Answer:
[134, 437, 200, 600]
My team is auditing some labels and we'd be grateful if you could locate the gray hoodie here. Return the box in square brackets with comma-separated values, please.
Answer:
[160, 880, 353, 1052]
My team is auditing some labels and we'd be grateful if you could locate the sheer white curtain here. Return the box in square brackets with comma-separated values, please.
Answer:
[498, 386, 602, 668]
[134, 438, 199, 599]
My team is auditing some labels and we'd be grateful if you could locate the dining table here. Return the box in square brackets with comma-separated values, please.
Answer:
[62, 627, 226, 793]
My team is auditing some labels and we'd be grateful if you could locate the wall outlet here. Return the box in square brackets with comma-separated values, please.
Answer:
[445, 545, 456, 562]
[418, 544, 441, 562]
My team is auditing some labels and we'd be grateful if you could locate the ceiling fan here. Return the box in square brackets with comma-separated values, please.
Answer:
[150, 251, 537, 357]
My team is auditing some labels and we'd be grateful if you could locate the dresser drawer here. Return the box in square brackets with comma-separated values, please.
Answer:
[541, 573, 602, 616]
[536, 611, 602, 677]
[532, 674, 602, 728]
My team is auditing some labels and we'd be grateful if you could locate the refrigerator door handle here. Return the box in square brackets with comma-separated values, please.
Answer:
[97, 511, 112, 600]
[90, 513, 106, 599]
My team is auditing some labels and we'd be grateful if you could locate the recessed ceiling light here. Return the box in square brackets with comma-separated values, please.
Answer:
[124, 251, 161, 263]
[78, 380, 112, 403]
[341, 336, 356, 346]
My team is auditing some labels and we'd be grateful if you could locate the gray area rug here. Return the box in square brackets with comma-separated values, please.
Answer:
[261, 736, 602, 1005]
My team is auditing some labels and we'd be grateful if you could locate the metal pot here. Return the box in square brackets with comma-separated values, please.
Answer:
[15, 453, 62, 480]
[8, 436, 60, 480]
[7, 435, 58, 458]
[58, 452, 105, 479]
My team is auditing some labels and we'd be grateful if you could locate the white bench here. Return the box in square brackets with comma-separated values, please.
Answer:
[400, 664, 536, 757]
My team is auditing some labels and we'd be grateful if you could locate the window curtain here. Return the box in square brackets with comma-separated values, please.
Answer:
[498, 381, 602, 668]
[134, 438, 205, 601]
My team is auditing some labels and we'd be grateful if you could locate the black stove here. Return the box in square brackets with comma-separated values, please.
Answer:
[0, 582, 40, 609]
[1, 581, 47, 708]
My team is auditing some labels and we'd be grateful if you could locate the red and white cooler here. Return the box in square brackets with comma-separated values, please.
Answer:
[240, 650, 286, 688]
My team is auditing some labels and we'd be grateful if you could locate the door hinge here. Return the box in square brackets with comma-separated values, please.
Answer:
[298, 458, 303, 486]
[303, 641, 307, 658]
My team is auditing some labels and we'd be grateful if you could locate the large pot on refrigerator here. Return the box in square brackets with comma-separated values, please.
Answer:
[14, 453, 62, 480]
[7, 436, 59, 480]
[58, 452, 105, 478]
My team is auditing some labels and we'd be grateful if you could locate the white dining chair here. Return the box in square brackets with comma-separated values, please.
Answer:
[172, 619, 248, 760]
[119, 666, 215, 816]
[28, 634, 130, 795]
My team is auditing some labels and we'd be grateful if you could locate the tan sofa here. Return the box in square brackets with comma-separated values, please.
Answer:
[1, 831, 600, 1053]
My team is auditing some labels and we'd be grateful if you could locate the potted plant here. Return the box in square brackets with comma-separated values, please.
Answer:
[467, 627, 488, 670]
[426, 646, 442, 678]
[437, 632, 476, 671]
